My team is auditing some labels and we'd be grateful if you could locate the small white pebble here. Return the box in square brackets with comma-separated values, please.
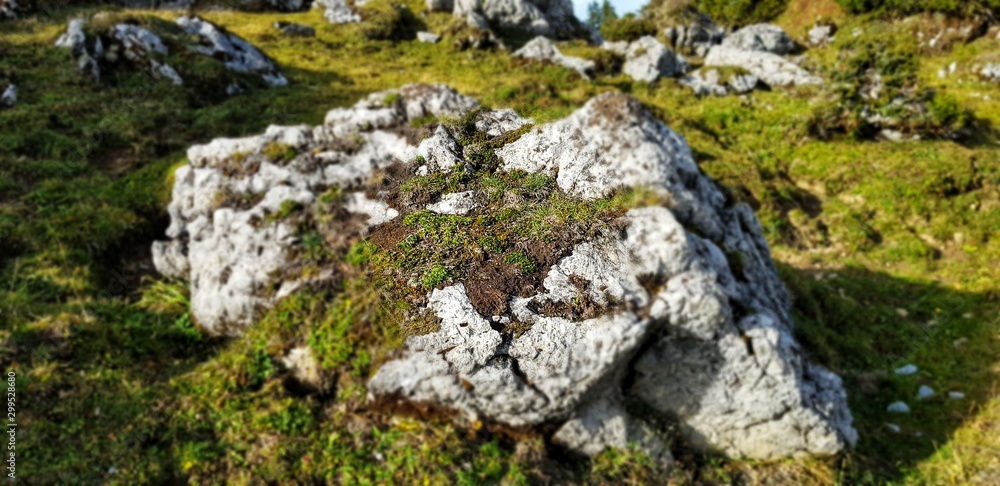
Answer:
[963, 313, 973, 319]
[108, 466, 118, 475]
[949, 391, 966, 400]
[953, 338, 968, 348]
[914, 432, 924, 438]
[94, 407, 101, 417]
[917, 385, 935, 400]
[896, 364, 918, 376]
[896, 308, 910, 318]
[887, 423, 901, 433]
[887, 401, 911, 413]
[926, 319, 938, 327]
[814, 272, 825, 281]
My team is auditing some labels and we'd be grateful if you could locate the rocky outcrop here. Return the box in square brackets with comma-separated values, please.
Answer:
[722, 23, 796, 55]
[809, 23, 836, 46]
[981, 63, 1000, 82]
[177, 16, 287, 88]
[156, 84, 856, 461]
[514, 36, 595, 79]
[446, 0, 581, 40]
[1, 0, 22, 19]
[662, 11, 726, 57]
[315, 0, 360, 24]
[704, 46, 821, 87]
[623, 36, 689, 83]
[53, 16, 285, 91]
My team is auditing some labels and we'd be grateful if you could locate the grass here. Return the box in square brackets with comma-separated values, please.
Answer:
[0, 2, 998, 484]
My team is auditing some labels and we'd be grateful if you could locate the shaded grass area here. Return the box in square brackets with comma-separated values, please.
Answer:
[0, 3, 998, 484]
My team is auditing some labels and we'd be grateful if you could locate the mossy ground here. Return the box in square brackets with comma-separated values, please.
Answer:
[1, 0, 998, 483]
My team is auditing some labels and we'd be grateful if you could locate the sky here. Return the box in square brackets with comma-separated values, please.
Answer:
[571, 0, 646, 22]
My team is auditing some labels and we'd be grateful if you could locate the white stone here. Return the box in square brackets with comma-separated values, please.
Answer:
[0, 84, 15, 108]
[917, 385, 935, 400]
[514, 36, 595, 79]
[427, 191, 476, 215]
[177, 16, 287, 87]
[315, 0, 361, 24]
[895, 364, 918, 376]
[417, 31, 441, 43]
[723, 24, 796, 55]
[887, 401, 911, 413]
[623, 36, 689, 83]
[705, 46, 822, 87]
[949, 391, 966, 400]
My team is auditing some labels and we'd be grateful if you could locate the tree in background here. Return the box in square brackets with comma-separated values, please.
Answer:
[586, 0, 618, 29]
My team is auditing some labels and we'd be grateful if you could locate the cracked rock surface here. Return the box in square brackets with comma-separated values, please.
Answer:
[514, 36, 595, 79]
[156, 84, 856, 461]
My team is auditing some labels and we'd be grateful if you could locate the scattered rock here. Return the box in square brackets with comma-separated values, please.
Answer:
[661, 11, 726, 57]
[887, 401, 911, 413]
[895, 364, 918, 376]
[948, 391, 965, 400]
[177, 16, 288, 87]
[895, 308, 909, 318]
[886, 423, 901, 433]
[0, 84, 15, 108]
[427, 190, 477, 215]
[513, 36, 595, 79]
[55, 18, 183, 85]
[282, 346, 323, 392]
[981, 63, 1000, 82]
[809, 23, 836, 46]
[722, 23, 796, 55]
[451, 0, 582, 40]
[315, 0, 361, 24]
[600, 40, 629, 56]
[274, 21, 316, 37]
[917, 385, 934, 400]
[1, 0, 22, 19]
[159, 85, 856, 461]
[681, 69, 761, 97]
[704, 46, 822, 87]
[417, 31, 441, 43]
[623, 36, 689, 83]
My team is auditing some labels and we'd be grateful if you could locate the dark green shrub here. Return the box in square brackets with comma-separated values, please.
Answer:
[692, 0, 787, 28]
[599, 14, 657, 42]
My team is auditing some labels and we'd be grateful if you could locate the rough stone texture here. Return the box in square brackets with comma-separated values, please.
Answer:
[417, 31, 441, 43]
[513, 36, 595, 79]
[55, 18, 182, 84]
[705, 46, 822, 87]
[1, 0, 21, 19]
[315, 0, 361, 24]
[722, 23, 796, 55]
[981, 63, 1000, 82]
[809, 24, 835, 46]
[282, 346, 323, 391]
[623, 36, 689, 83]
[370, 91, 857, 460]
[600, 39, 628, 56]
[153, 84, 482, 334]
[662, 12, 726, 57]
[158, 85, 855, 461]
[177, 16, 288, 87]
[451, 0, 580, 39]
[680, 69, 760, 97]
[1, 84, 16, 108]
[274, 21, 316, 37]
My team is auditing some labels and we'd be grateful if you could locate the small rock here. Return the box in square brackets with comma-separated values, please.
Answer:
[962, 312, 973, 319]
[981, 63, 1000, 82]
[623, 36, 689, 83]
[274, 21, 316, 37]
[417, 31, 441, 43]
[315, 0, 360, 24]
[0, 84, 15, 108]
[808, 24, 835, 46]
[887, 401, 911, 413]
[513, 36, 595, 79]
[953, 338, 968, 348]
[895, 308, 909, 318]
[948, 391, 965, 400]
[722, 23, 796, 55]
[895, 364, 918, 376]
[916, 385, 934, 400]
[427, 190, 477, 215]
[886, 423, 901, 433]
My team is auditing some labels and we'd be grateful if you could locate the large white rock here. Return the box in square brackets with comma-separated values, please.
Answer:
[453, 0, 579, 39]
[722, 23, 796, 55]
[514, 36, 595, 79]
[705, 46, 822, 87]
[623, 36, 689, 83]
[158, 86, 856, 462]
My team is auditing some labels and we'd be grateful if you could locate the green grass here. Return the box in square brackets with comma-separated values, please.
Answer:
[1, 3, 998, 484]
